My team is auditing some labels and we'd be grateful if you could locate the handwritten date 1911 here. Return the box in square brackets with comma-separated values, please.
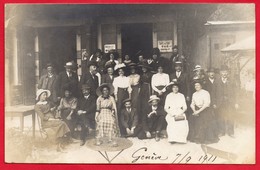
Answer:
[172, 152, 217, 164]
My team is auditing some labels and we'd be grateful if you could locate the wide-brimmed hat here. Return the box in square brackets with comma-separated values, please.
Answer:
[36, 89, 51, 101]
[64, 62, 74, 68]
[192, 78, 203, 86]
[96, 83, 114, 96]
[114, 64, 126, 72]
[87, 61, 98, 68]
[123, 98, 131, 104]
[166, 79, 179, 89]
[220, 65, 229, 71]
[148, 95, 160, 103]
[81, 84, 91, 90]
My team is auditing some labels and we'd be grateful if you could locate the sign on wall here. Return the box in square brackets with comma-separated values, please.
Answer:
[104, 44, 116, 53]
[158, 40, 173, 52]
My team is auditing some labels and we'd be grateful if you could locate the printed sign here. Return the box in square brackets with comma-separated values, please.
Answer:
[158, 40, 173, 52]
[104, 44, 116, 53]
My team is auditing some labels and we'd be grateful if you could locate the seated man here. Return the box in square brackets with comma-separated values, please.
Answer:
[136, 95, 167, 142]
[120, 98, 138, 137]
[76, 84, 97, 146]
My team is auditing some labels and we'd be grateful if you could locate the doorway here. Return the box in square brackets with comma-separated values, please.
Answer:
[39, 27, 77, 75]
[121, 23, 153, 62]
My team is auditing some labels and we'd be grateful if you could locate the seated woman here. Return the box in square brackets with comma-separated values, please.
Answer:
[34, 89, 70, 152]
[164, 80, 189, 144]
[188, 79, 219, 144]
[95, 83, 120, 147]
[57, 87, 78, 137]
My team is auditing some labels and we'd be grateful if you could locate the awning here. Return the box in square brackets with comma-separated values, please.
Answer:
[221, 36, 255, 52]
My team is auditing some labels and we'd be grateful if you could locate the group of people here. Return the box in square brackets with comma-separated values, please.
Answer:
[34, 47, 239, 151]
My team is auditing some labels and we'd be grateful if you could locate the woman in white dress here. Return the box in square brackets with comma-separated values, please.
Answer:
[164, 80, 189, 143]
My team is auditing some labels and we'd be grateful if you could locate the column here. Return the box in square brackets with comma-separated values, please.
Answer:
[97, 24, 102, 50]
[116, 24, 122, 56]
[76, 30, 82, 79]
[13, 29, 19, 85]
[34, 29, 40, 91]
[152, 23, 158, 48]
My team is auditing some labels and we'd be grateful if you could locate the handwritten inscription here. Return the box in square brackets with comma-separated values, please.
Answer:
[172, 152, 218, 164]
[131, 147, 218, 163]
[131, 147, 168, 163]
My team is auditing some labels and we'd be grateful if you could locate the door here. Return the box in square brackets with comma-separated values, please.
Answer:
[121, 23, 153, 62]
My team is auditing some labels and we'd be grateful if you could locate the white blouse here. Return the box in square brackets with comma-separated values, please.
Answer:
[113, 76, 132, 95]
[129, 74, 140, 86]
[151, 73, 170, 93]
[164, 92, 187, 116]
[191, 89, 211, 108]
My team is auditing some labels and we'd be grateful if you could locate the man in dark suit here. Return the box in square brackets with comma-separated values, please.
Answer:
[38, 63, 59, 103]
[101, 63, 114, 86]
[169, 61, 191, 101]
[217, 65, 239, 138]
[80, 61, 99, 96]
[120, 99, 139, 137]
[204, 68, 220, 109]
[56, 62, 79, 98]
[76, 84, 97, 146]
[136, 95, 167, 141]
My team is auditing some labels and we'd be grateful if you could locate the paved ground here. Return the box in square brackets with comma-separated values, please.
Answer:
[4, 111, 255, 164]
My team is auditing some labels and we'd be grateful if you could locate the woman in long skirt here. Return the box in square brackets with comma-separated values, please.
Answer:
[164, 81, 189, 143]
[34, 89, 70, 152]
[95, 83, 120, 147]
[113, 65, 132, 112]
[138, 63, 153, 120]
[128, 63, 140, 110]
[188, 80, 219, 144]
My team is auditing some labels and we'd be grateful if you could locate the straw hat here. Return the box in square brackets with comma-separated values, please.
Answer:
[122, 98, 131, 104]
[96, 83, 114, 96]
[193, 65, 202, 72]
[36, 89, 51, 100]
[148, 95, 160, 103]
[166, 80, 179, 89]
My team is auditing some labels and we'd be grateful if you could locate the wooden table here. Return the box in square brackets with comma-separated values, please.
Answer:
[5, 105, 35, 138]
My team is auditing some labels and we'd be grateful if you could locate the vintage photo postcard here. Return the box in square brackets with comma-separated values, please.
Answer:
[4, 3, 255, 164]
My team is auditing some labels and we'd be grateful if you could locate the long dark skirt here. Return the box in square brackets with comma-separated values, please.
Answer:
[139, 83, 152, 120]
[116, 88, 129, 113]
[187, 107, 219, 144]
[60, 108, 77, 137]
[153, 85, 167, 107]
[131, 84, 140, 109]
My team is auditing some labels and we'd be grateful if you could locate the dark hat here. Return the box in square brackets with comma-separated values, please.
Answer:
[192, 78, 203, 86]
[207, 67, 216, 73]
[46, 63, 54, 68]
[81, 84, 91, 90]
[152, 48, 160, 56]
[138, 62, 152, 70]
[87, 61, 98, 68]
[175, 61, 183, 67]
[220, 65, 229, 71]
[166, 79, 179, 89]
[96, 83, 114, 96]
[123, 98, 131, 104]
[104, 62, 115, 70]
[128, 63, 137, 68]
[173, 45, 178, 50]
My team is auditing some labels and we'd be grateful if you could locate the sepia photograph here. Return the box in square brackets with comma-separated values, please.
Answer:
[4, 3, 255, 164]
